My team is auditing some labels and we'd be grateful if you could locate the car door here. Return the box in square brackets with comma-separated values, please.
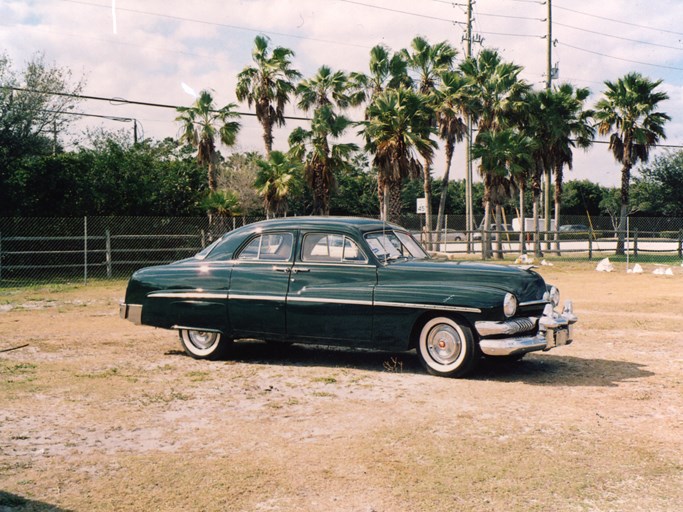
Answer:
[228, 231, 294, 338]
[286, 231, 376, 345]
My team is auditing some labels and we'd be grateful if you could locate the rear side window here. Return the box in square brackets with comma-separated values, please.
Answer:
[301, 233, 367, 263]
[237, 233, 293, 261]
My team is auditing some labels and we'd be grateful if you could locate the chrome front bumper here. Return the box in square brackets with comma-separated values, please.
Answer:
[119, 302, 142, 325]
[476, 301, 578, 357]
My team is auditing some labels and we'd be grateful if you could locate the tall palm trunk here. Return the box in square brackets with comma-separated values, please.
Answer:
[388, 180, 403, 224]
[262, 118, 273, 157]
[532, 159, 543, 257]
[207, 160, 217, 193]
[518, 184, 526, 255]
[494, 204, 504, 260]
[553, 161, 563, 256]
[615, 161, 631, 255]
[435, 136, 455, 237]
[422, 158, 433, 250]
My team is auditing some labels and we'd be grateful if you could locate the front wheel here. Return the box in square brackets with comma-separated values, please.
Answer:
[179, 329, 231, 360]
[416, 317, 480, 378]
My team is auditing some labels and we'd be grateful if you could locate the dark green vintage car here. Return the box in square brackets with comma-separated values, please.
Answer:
[120, 217, 577, 377]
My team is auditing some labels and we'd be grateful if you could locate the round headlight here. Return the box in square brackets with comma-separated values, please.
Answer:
[549, 286, 560, 307]
[503, 293, 518, 317]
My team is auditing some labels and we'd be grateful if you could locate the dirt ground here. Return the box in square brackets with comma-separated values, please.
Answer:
[1, 262, 682, 512]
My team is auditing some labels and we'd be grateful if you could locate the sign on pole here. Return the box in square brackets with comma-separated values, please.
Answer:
[416, 197, 427, 214]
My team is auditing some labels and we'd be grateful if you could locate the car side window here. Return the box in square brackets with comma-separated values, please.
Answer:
[236, 233, 293, 261]
[301, 233, 367, 263]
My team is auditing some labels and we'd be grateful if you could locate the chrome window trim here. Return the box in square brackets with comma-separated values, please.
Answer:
[300, 232, 369, 264]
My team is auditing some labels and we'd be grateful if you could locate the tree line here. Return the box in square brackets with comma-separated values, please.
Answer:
[0, 40, 677, 255]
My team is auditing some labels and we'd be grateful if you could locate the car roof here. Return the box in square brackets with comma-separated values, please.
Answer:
[243, 216, 404, 234]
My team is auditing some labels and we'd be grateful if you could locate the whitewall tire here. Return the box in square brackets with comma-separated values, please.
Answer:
[179, 329, 230, 360]
[416, 317, 479, 378]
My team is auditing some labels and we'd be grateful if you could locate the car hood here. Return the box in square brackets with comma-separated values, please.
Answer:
[381, 259, 547, 303]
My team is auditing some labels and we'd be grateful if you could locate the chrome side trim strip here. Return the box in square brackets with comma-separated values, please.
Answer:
[519, 299, 550, 307]
[374, 301, 481, 314]
[229, 294, 285, 301]
[171, 325, 223, 333]
[227, 294, 479, 313]
[148, 291, 229, 299]
[287, 297, 372, 306]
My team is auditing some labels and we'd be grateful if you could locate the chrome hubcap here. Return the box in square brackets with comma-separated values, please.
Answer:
[187, 331, 218, 350]
[427, 324, 462, 365]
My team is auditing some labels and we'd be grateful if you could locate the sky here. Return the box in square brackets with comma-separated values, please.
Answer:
[2, 0, 683, 188]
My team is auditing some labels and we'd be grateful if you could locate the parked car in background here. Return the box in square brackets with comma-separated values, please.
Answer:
[473, 223, 514, 240]
[120, 217, 577, 378]
[559, 224, 590, 232]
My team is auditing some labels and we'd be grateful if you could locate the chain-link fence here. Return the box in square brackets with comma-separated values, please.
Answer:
[1, 215, 682, 288]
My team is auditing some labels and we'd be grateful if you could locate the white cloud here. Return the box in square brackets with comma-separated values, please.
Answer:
[2, 0, 682, 186]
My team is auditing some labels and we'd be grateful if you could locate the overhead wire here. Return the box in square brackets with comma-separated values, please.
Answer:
[334, 0, 465, 24]
[554, 22, 683, 52]
[554, 3, 683, 37]
[4, 86, 313, 121]
[557, 42, 683, 72]
[59, 0, 371, 49]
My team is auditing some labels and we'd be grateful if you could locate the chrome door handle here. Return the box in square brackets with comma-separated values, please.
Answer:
[273, 266, 291, 273]
[292, 267, 310, 273]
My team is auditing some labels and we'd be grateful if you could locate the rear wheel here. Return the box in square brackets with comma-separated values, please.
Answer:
[179, 329, 231, 360]
[416, 317, 480, 378]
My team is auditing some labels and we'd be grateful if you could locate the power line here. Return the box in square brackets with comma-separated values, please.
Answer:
[558, 42, 683, 72]
[476, 11, 545, 22]
[334, 0, 466, 25]
[479, 30, 544, 39]
[555, 21, 683, 51]
[554, 3, 683, 37]
[4, 86, 312, 122]
[58, 0, 370, 50]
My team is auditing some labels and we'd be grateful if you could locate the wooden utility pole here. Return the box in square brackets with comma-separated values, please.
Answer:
[544, 0, 553, 249]
[465, 0, 474, 252]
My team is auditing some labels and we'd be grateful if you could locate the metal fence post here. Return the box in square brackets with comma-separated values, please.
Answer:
[588, 231, 593, 260]
[105, 228, 112, 278]
[0, 231, 2, 280]
[84, 216, 88, 285]
[679, 230, 682, 259]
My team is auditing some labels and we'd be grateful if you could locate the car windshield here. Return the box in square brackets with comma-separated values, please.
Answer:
[365, 231, 428, 263]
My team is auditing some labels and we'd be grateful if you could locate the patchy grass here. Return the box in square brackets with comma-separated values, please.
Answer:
[0, 272, 682, 511]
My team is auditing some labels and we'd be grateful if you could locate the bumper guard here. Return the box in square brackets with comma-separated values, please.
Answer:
[476, 301, 577, 357]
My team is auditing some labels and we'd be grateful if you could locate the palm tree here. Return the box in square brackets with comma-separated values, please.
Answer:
[236, 35, 301, 157]
[362, 87, 437, 223]
[548, 84, 594, 250]
[403, 37, 456, 244]
[365, 44, 410, 99]
[360, 45, 410, 218]
[434, 70, 474, 234]
[176, 90, 241, 192]
[201, 190, 240, 233]
[471, 129, 536, 258]
[254, 150, 301, 218]
[524, 85, 594, 253]
[292, 66, 360, 215]
[594, 72, 670, 254]
[460, 49, 530, 253]
[289, 107, 358, 215]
